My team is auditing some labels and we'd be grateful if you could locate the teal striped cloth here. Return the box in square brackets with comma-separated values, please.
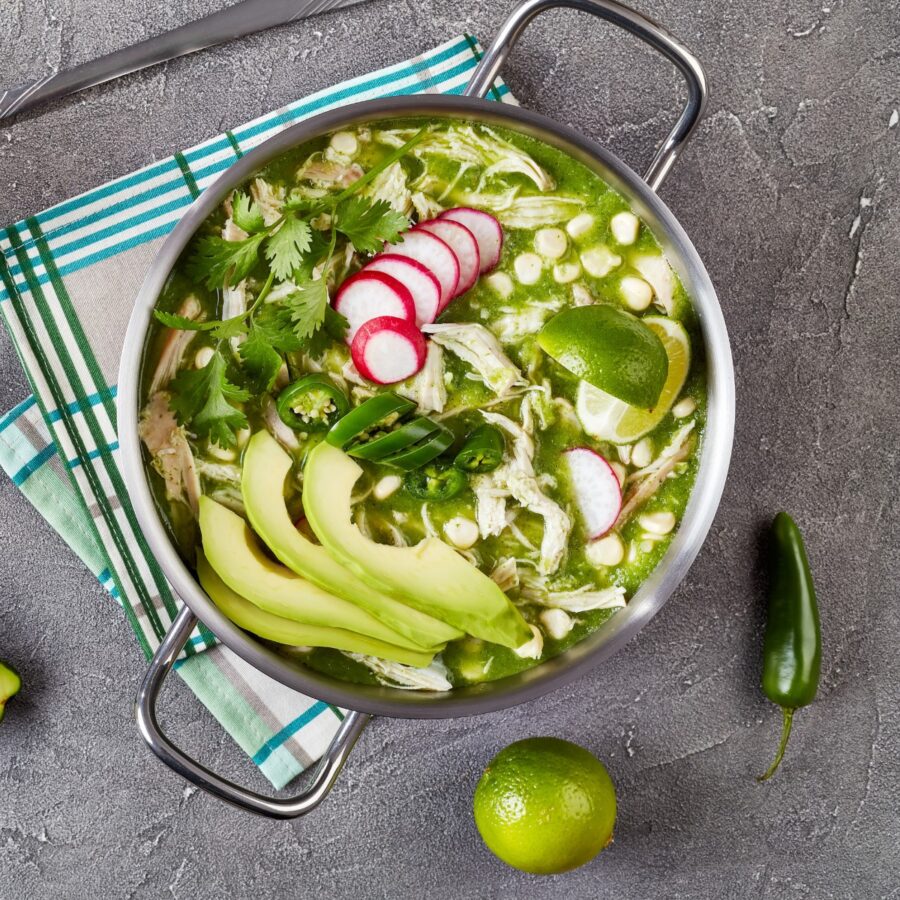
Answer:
[0, 35, 512, 789]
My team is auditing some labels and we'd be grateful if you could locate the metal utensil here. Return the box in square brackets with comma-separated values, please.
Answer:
[0, 0, 366, 122]
[120, 0, 734, 818]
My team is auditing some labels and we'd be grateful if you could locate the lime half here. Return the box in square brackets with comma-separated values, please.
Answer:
[473, 737, 617, 875]
[538, 305, 668, 409]
[576, 315, 691, 444]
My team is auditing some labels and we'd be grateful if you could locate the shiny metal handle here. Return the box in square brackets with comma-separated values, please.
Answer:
[135, 605, 371, 819]
[0, 0, 364, 122]
[464, 0, 708, 191]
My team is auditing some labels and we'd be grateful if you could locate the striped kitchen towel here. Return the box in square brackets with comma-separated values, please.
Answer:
[0, 35, 512, 789]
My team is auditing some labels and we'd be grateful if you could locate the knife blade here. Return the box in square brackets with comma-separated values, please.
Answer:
[0, 0, 367, 122]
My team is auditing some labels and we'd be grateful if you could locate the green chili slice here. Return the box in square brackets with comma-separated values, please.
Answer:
[348, 417, 439, 460]
[404, 462, 467, 501]
[454, 424, 505, 473]
[381, 425, 454, 470]
[276, 374, 349, 432]
[326, 393, 415, 449]
[757, 511, 821, 782]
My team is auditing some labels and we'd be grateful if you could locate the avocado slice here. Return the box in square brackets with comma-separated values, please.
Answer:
[303, 442, 532, 649]
[199, 496, 442, 653]
[197, 553, 435, 668]
[242, 432, 461, 648]
[0, 660, 21, 724]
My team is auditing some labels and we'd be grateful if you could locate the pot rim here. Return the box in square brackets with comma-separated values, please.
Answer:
[118, 94, 735, 719]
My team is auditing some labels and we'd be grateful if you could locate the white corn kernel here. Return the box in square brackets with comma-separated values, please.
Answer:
[639, 511, 677, 535]
[581, 246, 622, 278]
[373, 475, 402, 501]
[617, 444, 632, 465]
[609, 462, 627, 486]
[553, 262, 581, 283]
[194, 346, 214, 369]
[639, 540, 655, 553]
[672, 397, 696, 418]
[534, 227, 568, 259]
[540, 608, 574, 640]
[586, 533, 625, 567]
[572, 283, 594, 306]
[514, 253, 543, 285]
[443, 516, 480, 550]
[620, 275, 653, 311]
[632, 437, 654, 468]
[486, 271, 514, 298]
[566, 213, 595, 238]
[610, 211, 640, 245]
[330, 131, 358, 156]
[513, 624, 544, 659]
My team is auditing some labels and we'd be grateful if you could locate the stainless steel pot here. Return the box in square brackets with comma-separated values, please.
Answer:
[118, 0, 735, 818]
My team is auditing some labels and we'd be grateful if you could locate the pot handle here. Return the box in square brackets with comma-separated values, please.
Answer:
[464, 0, 707, 191]
[135, 605, 371, 819]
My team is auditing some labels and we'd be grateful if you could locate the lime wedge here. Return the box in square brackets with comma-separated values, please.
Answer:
[538, 305, 668, 409]
[576, 316, 691, 444]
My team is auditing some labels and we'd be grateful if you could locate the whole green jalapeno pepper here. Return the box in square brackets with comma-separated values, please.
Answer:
[276, 374, 349, 432]
[454, 424, 505, 473]
[758, 512, 821, 782]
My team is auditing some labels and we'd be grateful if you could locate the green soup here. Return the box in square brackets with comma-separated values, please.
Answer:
[141, 117, 706, 691]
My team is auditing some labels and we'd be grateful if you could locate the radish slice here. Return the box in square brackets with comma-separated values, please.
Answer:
[351, 316, 427, 385]
[333, 270, 415, 343]
[563, 447, 622, 539]
[386, 227, 460, 308]
[440, 207, 503, 273]
[363, 254, 442, 326]
[417, 219, 480, 302]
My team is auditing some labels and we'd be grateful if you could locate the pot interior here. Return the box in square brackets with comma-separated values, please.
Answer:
[119, 95, 735, 719]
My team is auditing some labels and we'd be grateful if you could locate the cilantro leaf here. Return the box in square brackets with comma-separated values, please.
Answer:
[264, 214, 313, 280]
[253, 303, 307, 353]
[306, 306, 348, 359]
[334, 197, 409, 254]
[232, 192, 265, 233]
[185, 232, 266, 290]
[239, 326, 284, 393]
[168, 351, 249, 448]
[153, 308, 249, 341]
[282, 279, 330, 340]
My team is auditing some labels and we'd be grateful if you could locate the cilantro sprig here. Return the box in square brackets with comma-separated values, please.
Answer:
[154, 128, 426, 446]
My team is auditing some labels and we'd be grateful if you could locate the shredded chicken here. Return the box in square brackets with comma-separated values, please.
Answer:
[473, 412, 572, 575]
[490, 557, 519, 593]
[523, 582, 627, 612]
[138, 392, 201, 516]
[364, 161, 412, 215]
[149, 296, 202, 393]
[262, 397, 300, 450]
[423, 323, 525, 397]
[617, 423, 696, 526]
[633, 254, 675, 315]
[396, 343, 447, 413]
[348, 655, 452, 691]
[411, 191, 444, 220]
[297, 157, 363, 191]
[195, 460, 241, 485]
[250, 178, 285, 226]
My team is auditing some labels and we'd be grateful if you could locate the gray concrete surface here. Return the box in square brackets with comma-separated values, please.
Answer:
[1, 1, 898, 897]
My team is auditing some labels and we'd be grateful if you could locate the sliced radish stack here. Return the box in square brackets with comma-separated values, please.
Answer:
[386, 228, 460, 308]
[363, 254, 442, 326]
[439, 207, 503, 273]
[563, 447, 622, 538]
[351, 316, 427, 385]
[332, 270, 416, 343]
[417, 219, 481, 303]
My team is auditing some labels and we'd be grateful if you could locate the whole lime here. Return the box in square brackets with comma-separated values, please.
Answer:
[473, 737, 617, 875]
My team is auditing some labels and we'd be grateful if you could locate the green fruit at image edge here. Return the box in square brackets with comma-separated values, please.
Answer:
[0, 660, 22, 724]
[473, 737, 617, 875]
[538, 305, 669, 410]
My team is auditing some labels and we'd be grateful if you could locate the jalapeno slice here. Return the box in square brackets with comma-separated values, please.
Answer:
[326, 393, 415, 449]
[404, 462, 468, 501]
[276, 374, 349, 432]
[381, 425, 454, 470]
[454, 424, 505, 473]
[348, 417, 439, 460]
